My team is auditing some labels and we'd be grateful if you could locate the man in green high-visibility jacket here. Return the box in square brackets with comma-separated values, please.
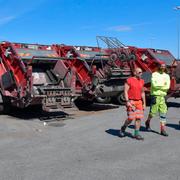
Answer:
[145, 62, 170, 136]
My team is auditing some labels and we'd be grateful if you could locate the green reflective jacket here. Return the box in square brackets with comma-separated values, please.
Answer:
[150, 71, 170, 96]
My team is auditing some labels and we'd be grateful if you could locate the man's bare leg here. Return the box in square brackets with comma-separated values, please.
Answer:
[145, 114, 153, 131]
[134, 119, 144, 140]
[119, 119, 132, 137]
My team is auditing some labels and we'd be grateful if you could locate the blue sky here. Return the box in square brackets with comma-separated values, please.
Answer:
[0, 0, 180, 57]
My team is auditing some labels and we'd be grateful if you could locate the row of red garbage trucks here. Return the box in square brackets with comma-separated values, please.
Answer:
[0, 36, 179, 113]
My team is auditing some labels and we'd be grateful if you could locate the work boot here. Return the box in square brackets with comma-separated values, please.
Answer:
[134, 134, 144, 140]
[119, 126, 126, 137]
[145, 121, 152, 131]
[160, 130, 168, 137]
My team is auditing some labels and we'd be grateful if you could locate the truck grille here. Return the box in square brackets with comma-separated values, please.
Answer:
[41, 87, 73, 110]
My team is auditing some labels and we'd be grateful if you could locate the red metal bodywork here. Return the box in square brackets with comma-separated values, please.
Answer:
[0, 42, 75, 112]
[0, 42, 32, 105]
[105, 45, 180, 96]
[53, 44, 129, 103]
[52, 45, 97, 100]
[95, 36, 180, 98]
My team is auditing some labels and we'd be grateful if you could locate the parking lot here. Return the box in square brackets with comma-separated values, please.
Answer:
[0, 98, 179, 180]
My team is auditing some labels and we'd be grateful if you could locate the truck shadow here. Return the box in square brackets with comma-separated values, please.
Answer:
[8, 103, 119, 120]
[76, 103, 119, 111]
[8, 105, 69, 121]
[167, 102, 180, 108]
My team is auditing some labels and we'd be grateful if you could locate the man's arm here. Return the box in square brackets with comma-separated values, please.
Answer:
[151, 73, 170, 89]
[124, 82, 129, 101]
[142, 87, 146, 109]
[151, 73, 162, 88]
[124, 82, 132, 107]
[152, 73, 171, 92]
[161, 74, 170, 90]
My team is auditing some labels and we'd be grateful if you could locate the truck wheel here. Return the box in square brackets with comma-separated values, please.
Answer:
[116, 92, 126, 105]
[96, 97, 111, 104]
[0, 93, 4, 114]
[120, 53, 127, 61]
[110, 53, 118, 61]
[0, 103, 4, 114]
[0, 95, 11, 114]
[0, 103, 11, 114]
[129, 53, 136, 61]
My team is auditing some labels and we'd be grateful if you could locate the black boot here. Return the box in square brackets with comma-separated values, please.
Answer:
[145, 121, 152, 131]
[134, 134, 144, 140]
[119, 126, 126, 137]
[160, 130, 168, 137]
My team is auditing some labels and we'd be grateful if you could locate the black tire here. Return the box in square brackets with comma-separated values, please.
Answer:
[96, 96, 111, 104]
[0, 93, 5, 114]
[0, 96, 11, 114]
[128, 53, 136, 61]
[110, 53, 118, 61]
[0, 102, 11, 114]
[116, 92, 126, 105]
[120, 53, 127, 61]
[0, 103, 4, 114]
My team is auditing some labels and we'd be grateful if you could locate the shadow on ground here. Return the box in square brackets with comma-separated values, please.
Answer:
[77, 103, 119, 111]
[128, 125, 160, 134]
[105, 129, 134, 139]
[166, 123, 180, 130]
[8, 103, 119, 120]
[128, 125, 147, 132]
[167, 101, 180, 108]
[8, 105, 69, 121]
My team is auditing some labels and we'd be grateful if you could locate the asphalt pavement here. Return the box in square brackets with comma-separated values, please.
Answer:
[0, 98, 179, 180]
